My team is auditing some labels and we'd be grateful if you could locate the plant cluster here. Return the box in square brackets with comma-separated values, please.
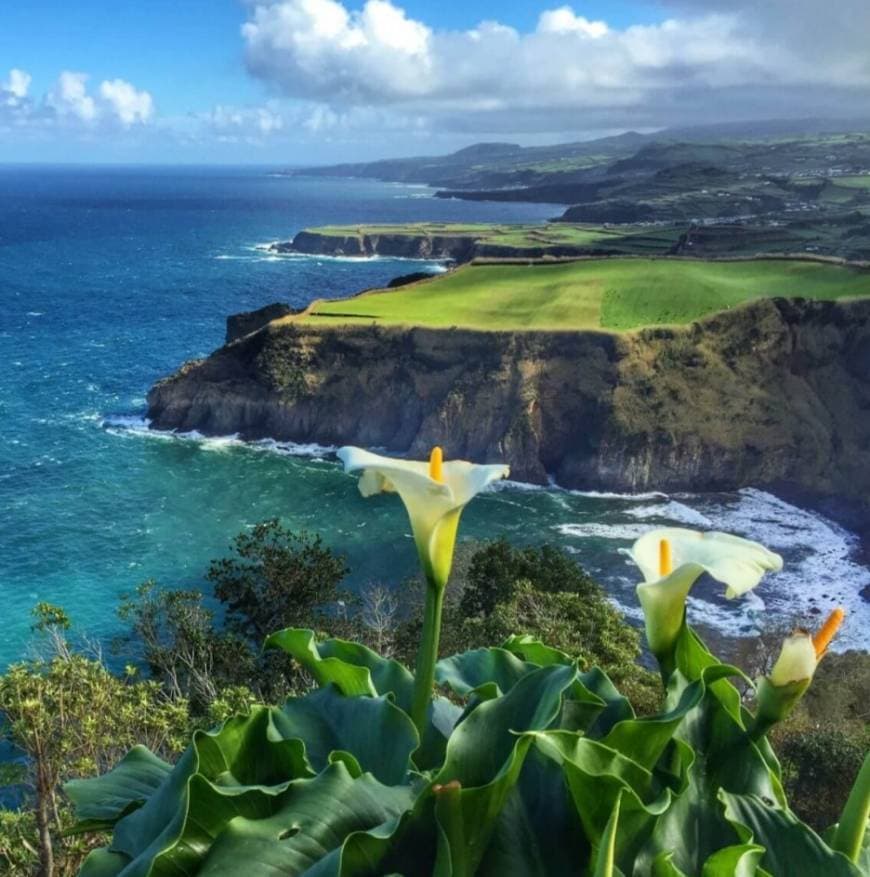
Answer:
[66, 448, 869, 876]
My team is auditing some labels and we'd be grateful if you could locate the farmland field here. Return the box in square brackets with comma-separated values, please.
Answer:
[294, 257, 870, 332]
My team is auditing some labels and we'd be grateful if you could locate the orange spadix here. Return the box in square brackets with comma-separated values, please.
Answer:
[659, 538, 672, 577]
[429, 446, 444, 483]
[812, 606, 845, 658]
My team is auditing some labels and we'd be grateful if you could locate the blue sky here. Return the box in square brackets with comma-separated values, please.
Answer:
[0, 0, 866, 163]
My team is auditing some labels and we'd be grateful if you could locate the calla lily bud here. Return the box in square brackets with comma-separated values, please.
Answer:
[754, 608, 846, 735]
[631, 528, 783, 668]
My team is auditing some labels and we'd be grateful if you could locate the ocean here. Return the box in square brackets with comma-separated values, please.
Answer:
[0, 164, 867, 668]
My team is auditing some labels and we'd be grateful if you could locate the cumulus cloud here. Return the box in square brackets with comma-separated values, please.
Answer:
[99, 79, 155, 126]
[47, 71, 98, 121]
[3, 68, 31, 104]
[1, 69, 155, 133]
[241, 0, 870, 135]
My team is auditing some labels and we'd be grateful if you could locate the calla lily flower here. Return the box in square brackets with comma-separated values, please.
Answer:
[336, 446, 510, 589]
[754, 607, 845, 733]
[630, 528, 783, 661]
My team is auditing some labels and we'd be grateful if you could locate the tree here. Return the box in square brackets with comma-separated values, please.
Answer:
[117, 581, 255, 713]
[0, 648, 190, 876]
[206, 520, 350, 642]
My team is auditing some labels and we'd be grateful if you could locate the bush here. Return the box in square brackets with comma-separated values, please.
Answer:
[0, 647, 191, 876]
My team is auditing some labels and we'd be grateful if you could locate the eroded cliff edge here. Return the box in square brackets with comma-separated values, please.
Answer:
[147, 298, 870, 505]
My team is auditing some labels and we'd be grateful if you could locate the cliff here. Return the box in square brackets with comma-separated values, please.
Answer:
[272, 229, 642, 262]
[148, 298, 870, 507]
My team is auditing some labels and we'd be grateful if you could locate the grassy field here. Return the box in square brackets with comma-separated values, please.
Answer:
[292, 257, 870, 332]
[300, 222, 681, 251]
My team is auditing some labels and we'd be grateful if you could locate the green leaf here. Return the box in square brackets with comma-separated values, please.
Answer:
[265, 628, 415, 712]
[700, 843, 766, 876]
[592, 791, 622, 877]
[432, 663, 580, 875]
[719, 790, 863, 877]
[65, 745, 172, 832]
[436, 647, 539, 700]
[533, 731, 675, 871]
[501, 635, 573, 667]
[271, 685, 418, 785]
[101, 706, 313, 875]
[78, 848, 131, 877]
[173, 763, 415, 875]
[476, 747, 587, 877]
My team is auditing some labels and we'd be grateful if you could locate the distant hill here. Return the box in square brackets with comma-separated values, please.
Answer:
[292, 118, 870, 193]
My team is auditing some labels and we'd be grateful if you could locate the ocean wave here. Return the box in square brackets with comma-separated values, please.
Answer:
[248, 244, 450, 265]
[623, 500, 713, 528]
[569, 489, 670, 501]
[101, 415, 336, 459]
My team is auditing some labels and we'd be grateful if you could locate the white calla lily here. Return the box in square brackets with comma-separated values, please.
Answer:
[336, 444, 509, 733]
[337, 445, 509, 590]
[630, 527, 783, 661]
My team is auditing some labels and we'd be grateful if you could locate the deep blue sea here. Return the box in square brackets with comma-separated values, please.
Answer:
[1, 165, 867, 667]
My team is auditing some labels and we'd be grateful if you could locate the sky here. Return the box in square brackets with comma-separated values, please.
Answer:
[1, 0, 868, 164]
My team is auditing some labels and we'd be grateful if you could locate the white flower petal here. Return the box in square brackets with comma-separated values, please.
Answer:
[442, 460, 511, 506]
[336, 446, 510, 589]
[631, 527, 783, 598]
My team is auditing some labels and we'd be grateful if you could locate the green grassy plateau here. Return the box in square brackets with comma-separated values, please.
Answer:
[303, 222, 680, 252]
[293, 257, 870, 332]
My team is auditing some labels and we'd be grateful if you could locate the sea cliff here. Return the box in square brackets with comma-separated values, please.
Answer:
[148, 297, 870, 506]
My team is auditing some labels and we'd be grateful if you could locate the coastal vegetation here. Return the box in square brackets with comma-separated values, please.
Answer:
[43, 447, 868, 876]
[292, 257, 870, 332]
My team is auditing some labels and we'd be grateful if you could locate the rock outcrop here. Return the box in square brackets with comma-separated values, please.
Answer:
[271, 230, 637, 263]
[149, 297, 870, 506]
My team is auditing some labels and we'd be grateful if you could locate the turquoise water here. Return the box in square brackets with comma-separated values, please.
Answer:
[1, 166, 867, 666]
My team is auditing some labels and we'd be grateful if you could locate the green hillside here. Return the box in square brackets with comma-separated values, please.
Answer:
[294, 257, 870, 332]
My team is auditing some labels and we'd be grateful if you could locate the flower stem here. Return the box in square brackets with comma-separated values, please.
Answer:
[411, 579, 445, 736]
[832, 752, 870, 863]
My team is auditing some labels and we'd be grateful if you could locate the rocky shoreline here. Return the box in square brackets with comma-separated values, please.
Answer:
[149, 297, 870, 521]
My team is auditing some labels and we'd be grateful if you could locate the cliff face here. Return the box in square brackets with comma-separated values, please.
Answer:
[147, 298, 870, 503]
[273, 230, 633, 263]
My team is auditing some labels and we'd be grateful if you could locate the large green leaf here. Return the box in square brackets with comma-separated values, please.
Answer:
[435, 647, 539, 700]
[431, 663, 580, 875]
[65, 746, 172, 832]
[271, 685, 418, 785]
[176, 764, 414, 875]
[533, 731, 677, 872]
[476, 747, 587, 877]
[265, 628, 415, 712]
[720, 791, 863, 877]
[88, 706, 314, 876]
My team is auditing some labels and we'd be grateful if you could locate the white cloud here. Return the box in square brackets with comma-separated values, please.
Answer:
[47, 71, 98, 121]
[203, 102, 285, 143]
[99, 79, 155, 126]
[3, 68, 31, 103]
[537, 7, 608, 38]
[241, 0, 870, 135]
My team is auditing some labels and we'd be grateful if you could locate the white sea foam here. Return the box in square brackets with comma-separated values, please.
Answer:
[101, 415, 336, 459]
[623, 501, 713, 528]
[570, 489, 670, 501]
[556, 522, 649, 541]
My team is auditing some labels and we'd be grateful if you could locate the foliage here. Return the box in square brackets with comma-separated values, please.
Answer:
[395, 540, 660, 714]
[773, 720, 870, 833]
[0, 648, 191, 877]
[206, 519, 350, 642]
[68, 612, 866, 875]
[118, 521, 354, 709]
